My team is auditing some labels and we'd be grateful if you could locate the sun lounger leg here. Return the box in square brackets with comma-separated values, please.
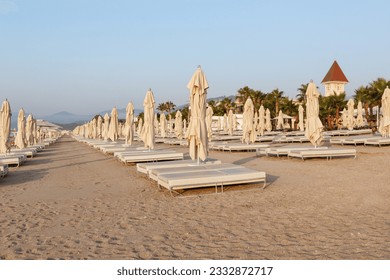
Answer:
[262, 178, 267, 190]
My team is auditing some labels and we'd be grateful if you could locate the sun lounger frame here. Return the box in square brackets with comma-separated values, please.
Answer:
[157, 168, 267, 195]
[287, 148, 357, 160]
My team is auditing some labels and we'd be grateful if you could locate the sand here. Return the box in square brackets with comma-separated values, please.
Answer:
[0, 135, 389, 260]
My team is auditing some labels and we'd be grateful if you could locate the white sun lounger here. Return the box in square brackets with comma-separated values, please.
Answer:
[338, 135, 380, 146]
[272, 137, 294, 143]
[149, 163, 244, 181]
[255, 135, 275, 142]
[100, 146, 147, 154]
[114, 149, 176, 160]
[220, 143, 270, 152]
[364, 138, 390, 147]
[257, 146, 328, 157]
[10, 148, 38, 158]
[287, 148, 356, 160]
[118, 150, 184, 164]
[0, 154, 27, 167]
[157, 167, 267, 193]
[0, 164, 8, 177]
[136, 158, 222, 174]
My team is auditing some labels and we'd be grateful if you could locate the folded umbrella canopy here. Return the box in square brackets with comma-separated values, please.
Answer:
[103, 113, 110, 141]
[0, 99, 11, 153]
[305, 81, 324, 147]
[186, 66, 209, 161]
[379, 86, 390, 137]
[140, 89, 155, 149]
[125, 102, 134, 145]
[174, 110, 183, 140]
[241, 97, 256, 144]
[346, 98, 355, 131]
[108, 107, 119, 142]
[298, 105, 305, 132]
[15, 108, 26, 149]
[206, 105, 213, 139]
[265, 108, 272, 132]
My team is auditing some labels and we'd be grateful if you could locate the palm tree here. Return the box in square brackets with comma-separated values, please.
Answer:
[236, 86, 265, 112]
[296, 83, 308, 104]
[157, 103, 167, 113]
[320, 93, 347, 129]
[269, 88, 284, 115]
[165, 101, 176, 116]
[280, 97, 298, 117]
[354, 85, 371, 121]
[219, 97, 235, 113]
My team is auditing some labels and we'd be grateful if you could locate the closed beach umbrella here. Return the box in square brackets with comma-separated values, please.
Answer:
[241, 97, 255, 144]
[258, 105, 265, 136]
[228, 109, 234, 136]
[160, 113, 167, 138]
[233, 114, 237, 131]
[305, 81, 324, 147]
[32, 118, 38, 144]
[25, 114, 34, 146]
[91, 118, 97, 139]
[0, 99, 11, 153]
[103, 113, 110, 141]
[175, 110, 183, 140]
[356, 101, 365, 128]
[97, 115, 103, 139]
[276, 110, 284, 130]
[183, 119, 187, 135]
[137, 118, 143, 136]
[298, 105, 305, 132]
[125, 102, 134, 145]
[346, 99, 355, 131]
[186, 66, 209, 162]
[341, 108, 348, 129]
[223, 113, 228, 132]
[254, 111, 259, 132]
[140, 89, 155, 149]
[379, 86, 390, 137]
[206, 105, 213, 138]
[15, 108, 26, 149]
[108, 107, 119, 142]
[265, 108, 272, 132]
[168, 114, 173, 134]
[154, 114, 159, 135]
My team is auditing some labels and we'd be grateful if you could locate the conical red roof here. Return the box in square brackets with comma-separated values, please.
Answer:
[321, 60, 349, 83]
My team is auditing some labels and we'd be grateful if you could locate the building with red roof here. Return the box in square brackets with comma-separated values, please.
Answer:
[321, 60, 349, 97]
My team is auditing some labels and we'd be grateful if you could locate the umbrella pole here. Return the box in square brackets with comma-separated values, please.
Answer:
[197, 145, 200, 165]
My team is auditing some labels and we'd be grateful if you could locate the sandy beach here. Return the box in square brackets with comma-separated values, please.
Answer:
[0, 135, 389, 260]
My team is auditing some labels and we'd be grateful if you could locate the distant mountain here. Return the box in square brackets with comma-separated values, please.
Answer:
[13, 96, 233, 127]
[39, 108, 143, 125]
[40, 111, 92, 124]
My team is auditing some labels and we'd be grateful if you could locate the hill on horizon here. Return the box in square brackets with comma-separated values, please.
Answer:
[11, 95, 234, 127]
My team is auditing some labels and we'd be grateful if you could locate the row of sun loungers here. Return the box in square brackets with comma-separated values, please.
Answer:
[0, 138, 59, 182]
[74, 137, 185, 164]
[74, 136, 267, 195]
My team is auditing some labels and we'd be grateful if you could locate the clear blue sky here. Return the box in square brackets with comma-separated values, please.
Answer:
[1, 0, 389, 116]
